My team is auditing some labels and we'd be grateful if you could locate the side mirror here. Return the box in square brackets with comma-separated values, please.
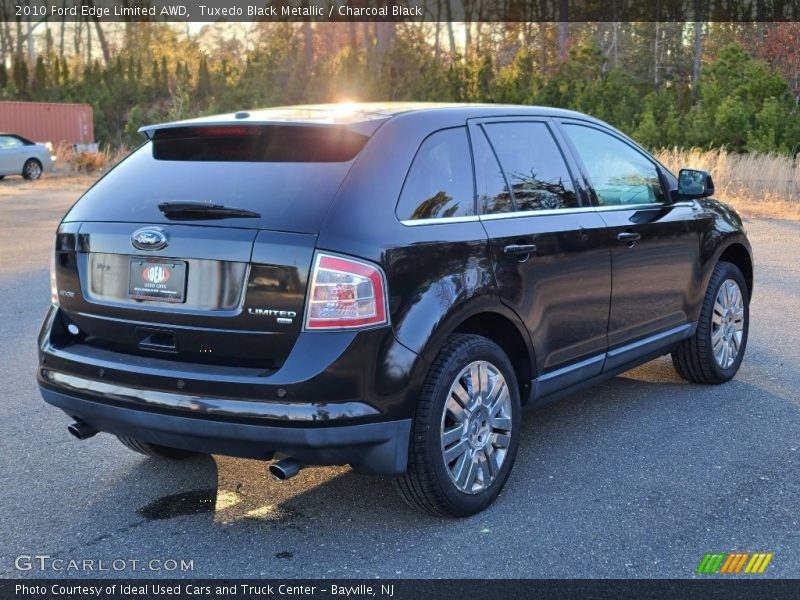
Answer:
[678, 168, 714, 199]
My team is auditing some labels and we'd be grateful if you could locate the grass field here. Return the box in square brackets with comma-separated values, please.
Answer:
[656, 148, 800, 220]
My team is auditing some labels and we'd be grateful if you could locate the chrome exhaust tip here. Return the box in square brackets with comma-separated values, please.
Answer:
[269, 457, 302, 480]
[67, 420, 98, 440]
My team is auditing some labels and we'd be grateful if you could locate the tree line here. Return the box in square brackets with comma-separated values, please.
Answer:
[0, 20, 798, 154]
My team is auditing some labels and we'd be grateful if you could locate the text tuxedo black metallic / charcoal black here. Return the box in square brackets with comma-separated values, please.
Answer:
[38, 103, 753, 517]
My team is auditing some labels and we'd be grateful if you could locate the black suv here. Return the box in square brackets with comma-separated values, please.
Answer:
[39, 103, 752, 517]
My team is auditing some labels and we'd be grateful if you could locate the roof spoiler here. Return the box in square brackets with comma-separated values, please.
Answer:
[139, 114, 385, 140]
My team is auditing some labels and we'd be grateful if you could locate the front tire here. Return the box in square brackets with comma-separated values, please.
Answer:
[116, 435, 202, 459]
[395, 334, 521, 517]
[22, 159, 42, 180]
[672, 261, 749, 384]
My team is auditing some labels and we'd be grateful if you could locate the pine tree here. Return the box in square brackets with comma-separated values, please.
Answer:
[32, 57, 48, 96]
[12, 56, 29, 96]
[196, 55, 212, 101]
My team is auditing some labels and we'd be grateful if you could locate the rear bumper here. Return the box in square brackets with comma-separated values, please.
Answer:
[37, 304, 423, 474]
[40, 384, 411, 475]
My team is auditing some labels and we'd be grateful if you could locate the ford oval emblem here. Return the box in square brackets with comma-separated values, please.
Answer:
[131, 227, 168, 251]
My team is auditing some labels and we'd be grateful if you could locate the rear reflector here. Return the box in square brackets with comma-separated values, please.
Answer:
[304, 253, 388, 330]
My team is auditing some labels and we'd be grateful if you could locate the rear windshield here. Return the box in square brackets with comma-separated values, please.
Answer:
[64, 125, 368, 233]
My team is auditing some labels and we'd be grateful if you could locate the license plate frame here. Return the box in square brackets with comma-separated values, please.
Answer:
[128, 258, 187, 303]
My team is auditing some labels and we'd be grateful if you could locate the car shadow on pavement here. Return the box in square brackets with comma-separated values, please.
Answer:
[34, 355, 800, 578]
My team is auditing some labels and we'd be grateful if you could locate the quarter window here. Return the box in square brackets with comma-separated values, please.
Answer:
[483, 122, 578, 212]
[396, 127, 475, 221]
[562, 124, 666, 206]
[472, 127, 513, 214]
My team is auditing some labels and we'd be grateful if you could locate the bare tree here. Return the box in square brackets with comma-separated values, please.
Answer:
[15, 15, 24, 56]
[73, 17, 82, 58]
[59, 0, 66, 57]
[445, 1, 456, 56]
[692, 0, 703, 92]
[375, 22, 395, 59]
[302, 2, 313, 70]
[557, 0, 568, 61]
[348, 21, 357, 49]
[653, 0, 661, 87]
[86, 14, 92, 64]
[538, 22, 547, 73]
[0, 2, 11, 61]
[91, 18, 112, 64]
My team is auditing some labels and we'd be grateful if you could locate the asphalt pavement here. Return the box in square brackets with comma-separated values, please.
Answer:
[0, 182, 798, 578]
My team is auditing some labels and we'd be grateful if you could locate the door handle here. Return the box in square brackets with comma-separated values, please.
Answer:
[616, 231, 641, 243]
[503, 244, 537, 255]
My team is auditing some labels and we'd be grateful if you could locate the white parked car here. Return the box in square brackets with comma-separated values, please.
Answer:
[0, 134, 56, 180]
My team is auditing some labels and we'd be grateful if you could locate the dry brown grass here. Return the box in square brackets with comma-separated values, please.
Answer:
[0, 145, 130, 195]
[655, 148, 800, 221]
[54, 143, 130, 176]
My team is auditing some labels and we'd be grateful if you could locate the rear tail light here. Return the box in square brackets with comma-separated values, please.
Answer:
[50, 238, 58, 306]
[304, 253, 388, 330]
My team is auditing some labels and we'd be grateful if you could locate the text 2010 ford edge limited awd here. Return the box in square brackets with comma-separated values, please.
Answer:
[38, 103, 752, 517]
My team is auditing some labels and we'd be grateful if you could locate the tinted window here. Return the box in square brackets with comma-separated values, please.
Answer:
[397, 127, 475, 221]
[473, 127, 513, 214]
[562, 124, 666, 206]
[152, 125, 367, 162]
[483, 122, 578, 212]
[63, 137, 361, 233]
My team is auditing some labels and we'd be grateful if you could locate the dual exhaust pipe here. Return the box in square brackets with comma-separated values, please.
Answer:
[68, 420, 302, 480]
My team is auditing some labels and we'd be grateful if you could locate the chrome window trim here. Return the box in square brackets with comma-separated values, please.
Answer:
[398, 201, 694, 225]
[593, 202, 665, 212]
[479, 206, 598, 220]
[399, 215, 480, 226]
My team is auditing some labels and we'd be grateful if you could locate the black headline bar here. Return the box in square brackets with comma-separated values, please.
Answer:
[3, 0, 800, 22]
[3, 580, 800, 600]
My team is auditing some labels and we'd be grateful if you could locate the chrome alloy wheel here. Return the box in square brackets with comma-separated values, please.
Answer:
[712, 278, 745, 369]
[440, 360, 513, 494]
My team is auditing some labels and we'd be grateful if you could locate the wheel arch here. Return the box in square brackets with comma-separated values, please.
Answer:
[405, 298, 537, 407]
[717, 242, 753, 298]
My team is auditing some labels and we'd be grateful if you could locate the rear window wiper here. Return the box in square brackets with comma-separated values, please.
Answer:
[157, 201, 261, 220]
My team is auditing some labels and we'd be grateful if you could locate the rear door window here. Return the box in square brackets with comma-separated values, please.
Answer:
[396, 127, 475, 221]
[482, 122, 579, 212]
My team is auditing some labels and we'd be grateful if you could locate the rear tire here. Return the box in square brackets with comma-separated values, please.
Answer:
[394, 334, 521, 517]
[22, 159, 42, 180]
[671, 261, 749, 384]
[116, 435, 202, 459]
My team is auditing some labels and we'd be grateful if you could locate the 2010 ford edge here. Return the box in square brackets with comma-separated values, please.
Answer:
[38, 103, 753, 517]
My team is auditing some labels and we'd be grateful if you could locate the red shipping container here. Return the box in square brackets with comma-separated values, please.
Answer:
[0, 101, 94, 146]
